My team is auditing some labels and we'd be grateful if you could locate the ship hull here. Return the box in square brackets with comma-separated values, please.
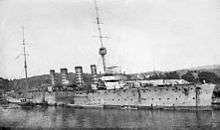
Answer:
[4, 83, 216, 110]
[73, 83, 215, 109]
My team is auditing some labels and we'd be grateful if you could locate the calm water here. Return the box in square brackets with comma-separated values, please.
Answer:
[0, 104, 220, 129]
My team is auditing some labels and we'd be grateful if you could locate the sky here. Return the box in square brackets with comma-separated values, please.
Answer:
[0, 0, 220, 79]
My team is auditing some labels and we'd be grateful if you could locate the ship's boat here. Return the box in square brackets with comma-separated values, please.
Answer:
[6, 96, 21, 103]
[4, 91, 36, 106]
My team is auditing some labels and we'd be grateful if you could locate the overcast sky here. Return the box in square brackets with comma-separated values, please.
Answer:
[0, 0, 220, 79]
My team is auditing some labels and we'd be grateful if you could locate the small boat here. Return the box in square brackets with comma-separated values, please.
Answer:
[18, 98, 35, 106]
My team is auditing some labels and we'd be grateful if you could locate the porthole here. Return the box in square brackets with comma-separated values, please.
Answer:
[167, 98, 170, 100]
[176, 98, 178, 100]
[152, 98, 154, 100]
[192, 97, 195, 100]
[159, 98, 161, 100]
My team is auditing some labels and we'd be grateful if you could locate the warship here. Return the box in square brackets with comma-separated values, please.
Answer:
[5, 0, 217, 110]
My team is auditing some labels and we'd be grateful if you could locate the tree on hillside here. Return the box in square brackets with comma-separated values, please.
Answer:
[164, 71, 180, 79]
[181, 71, 198, 83]
[198, 71, 218, 83]
[149, 73, 160, 79]
[148, 73, 165, 79]
[0, 77, 12, 91]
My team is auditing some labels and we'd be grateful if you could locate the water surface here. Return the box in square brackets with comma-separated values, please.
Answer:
[0, 104, 220, 129]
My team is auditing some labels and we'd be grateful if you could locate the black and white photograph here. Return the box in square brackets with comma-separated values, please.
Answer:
[0, 0, 220, 129]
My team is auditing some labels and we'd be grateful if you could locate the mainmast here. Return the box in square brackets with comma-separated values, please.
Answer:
[22, 26, 29, 90]
[94, 0, 107, 73]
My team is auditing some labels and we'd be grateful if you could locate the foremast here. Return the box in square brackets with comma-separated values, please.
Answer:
[22, 26, 29, 91]
[94, 0, 107, 73]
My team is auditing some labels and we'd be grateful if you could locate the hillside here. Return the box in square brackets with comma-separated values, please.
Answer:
[173, 64, 220, 77]
[129, 65, 220, 81]
[9, 72, 93, 91]
[191, 65, 220, 77]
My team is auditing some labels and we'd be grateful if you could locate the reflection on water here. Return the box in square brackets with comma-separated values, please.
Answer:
[0, 104, 220, 129]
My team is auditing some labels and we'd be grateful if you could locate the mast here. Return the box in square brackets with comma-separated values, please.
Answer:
[22, 26, 29, 90]
[94, 0, 107, 73]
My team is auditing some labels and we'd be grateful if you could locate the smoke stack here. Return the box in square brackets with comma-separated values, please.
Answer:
[90, 64, 97, 75]
[90, 64, 97, 83]
[75, 66, 84, 86]
[60, 68, 69, 86]
[50, 69, 56, 86]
